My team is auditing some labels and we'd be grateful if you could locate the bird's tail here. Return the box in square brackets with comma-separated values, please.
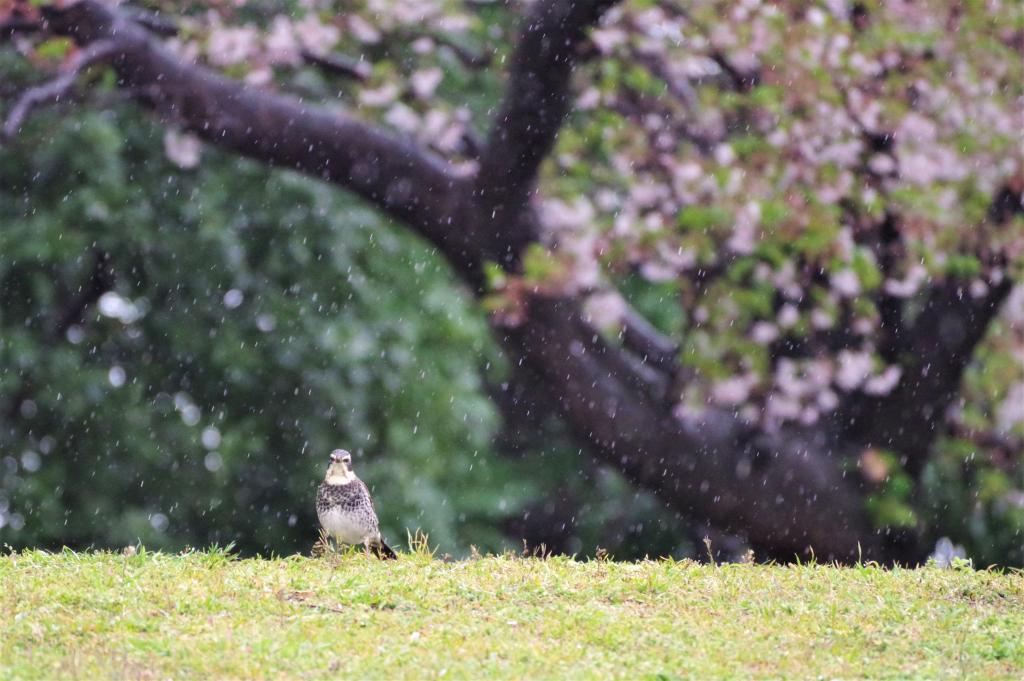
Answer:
[370, 537, 397, 560]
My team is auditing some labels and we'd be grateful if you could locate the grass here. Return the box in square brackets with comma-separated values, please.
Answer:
[1, 545, 1022, 680]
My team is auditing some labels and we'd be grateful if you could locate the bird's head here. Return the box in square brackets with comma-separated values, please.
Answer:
[325, 449, 356, 485]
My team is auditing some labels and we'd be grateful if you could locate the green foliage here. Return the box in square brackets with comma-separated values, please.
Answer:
[0, 105, 530, 556]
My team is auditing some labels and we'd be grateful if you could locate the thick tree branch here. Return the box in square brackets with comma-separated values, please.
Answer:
[474, 0, 620, 265]
[843, 278, 1013, 477]
[842, 187, 1022, 477]
[1, 15, 40, 39]
[503, 297, 889, 561]
[40, 0, 477, 277]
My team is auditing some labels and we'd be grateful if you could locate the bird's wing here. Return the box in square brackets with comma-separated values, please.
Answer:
[358, 478, 381, 529]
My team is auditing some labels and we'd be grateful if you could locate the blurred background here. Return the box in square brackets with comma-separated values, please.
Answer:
[1, 0, 1021, 563]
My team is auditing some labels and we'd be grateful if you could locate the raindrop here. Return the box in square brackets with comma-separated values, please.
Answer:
[181, 405, 201, 426]
[21, 451, 41, 473]
[98, 292, 140, 323]
[149, 513, 169, 532]
[108, 366, 126, 388]
[256, 314, 276, 332]
[201, 427, 222, 450]
[204, 451, 223, 472]
[19, 400, 37, 419]
[223, 289, 244, 309]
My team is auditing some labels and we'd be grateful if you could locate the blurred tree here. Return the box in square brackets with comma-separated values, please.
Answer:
[1, 0, 1021, 563]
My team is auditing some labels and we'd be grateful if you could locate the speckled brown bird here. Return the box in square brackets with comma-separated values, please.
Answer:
[316, 449, 396, 560]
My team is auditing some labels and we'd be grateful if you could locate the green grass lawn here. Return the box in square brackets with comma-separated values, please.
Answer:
[1, 547, 1022, 679]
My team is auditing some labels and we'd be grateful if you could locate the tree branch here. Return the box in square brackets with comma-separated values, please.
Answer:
[619, 306, 679, 374]
[119, 6, 179, 37]
[3, 39, 118, 140]
[5, 249, 115, 422]
[1, 15, 40, 40]
[474, 0, 620, 264]
[39, 0, 478, 277]
[843, 278, 1013, 477]
[429, 33, 491, 69]
[301, 49, 371, 82]
[841, 186, 1022, 477]
[504, 296, 888, 561]
[52, 249, 115, 338]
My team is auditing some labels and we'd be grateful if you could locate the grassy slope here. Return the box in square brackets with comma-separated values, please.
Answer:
[1, 550, 1022, 680]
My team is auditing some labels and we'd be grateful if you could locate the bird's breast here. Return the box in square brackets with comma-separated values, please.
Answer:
[318, 505, 372, 544]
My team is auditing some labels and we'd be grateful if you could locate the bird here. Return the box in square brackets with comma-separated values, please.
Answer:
[316, 448, 397, 560]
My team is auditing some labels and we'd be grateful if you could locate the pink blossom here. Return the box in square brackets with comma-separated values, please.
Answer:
[244, 67, 273, 87]
[777, 304, 799, 329]
[998, 383, 1024, 432]
[434, 14, 472, 33]
[712, 375, 756, 406]
[384, 104, 420, 134]
[728, 201, 761, 255]
[410, 68, 444, 100]
[590, 27, 628, 54]
[166, 38, 201, 63]
[420, 111, 462, 153]
[766, 393, 803, 422]
[1002, 286, 1024, 328]
[541, 198, 595, 231]
[348, 15, 381, 44]
[294, 15, 340, 54]
[868, 154, 896, 175]
[852, 317, 875, 335]
[821, 140, 863, 168]
[207, 25, 259, 66]
[640, 260, 677, 283]
[411, 37, 434, 55]
[359, 84, 400, 108]
[265, 17, 300, 65]
[863, 366, 903, 396]
[583, 291, 627, 330]
[817, 390, 839, 411]
[812, 309, 834, 331]
[831, 269, 861, 298]
[751, 322, 779, 345]
[883, 265, 928, 298]
[727, 223, 757, 255]
[680, 56, 720, 78]
[969, 279, 989, 299]
[163, 130, 202, 169]
[577, 88, 601, 110]
[835, 350, 873, 391]
[714, 144, 736, 166]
